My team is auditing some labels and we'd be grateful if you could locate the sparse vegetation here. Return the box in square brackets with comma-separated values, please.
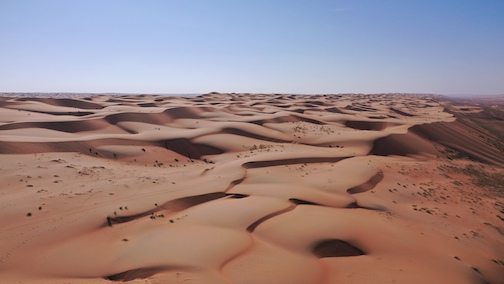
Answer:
[439, 146, 471, 160]
[459, 164, 504, 192]
[439, 163, 504, 194]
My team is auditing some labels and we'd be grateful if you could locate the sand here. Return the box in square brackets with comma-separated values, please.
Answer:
[0, 93, 502, 283]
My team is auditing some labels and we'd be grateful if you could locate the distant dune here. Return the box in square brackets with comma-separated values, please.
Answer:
[0, 93, 502, 283]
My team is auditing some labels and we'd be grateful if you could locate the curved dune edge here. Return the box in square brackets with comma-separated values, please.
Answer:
[0, 93, 502, 284]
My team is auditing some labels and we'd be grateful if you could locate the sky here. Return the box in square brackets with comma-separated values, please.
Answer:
[0, 0, 503, 95]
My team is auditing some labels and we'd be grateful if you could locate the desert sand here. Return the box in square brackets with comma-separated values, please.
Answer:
[0, 93, 502, 283]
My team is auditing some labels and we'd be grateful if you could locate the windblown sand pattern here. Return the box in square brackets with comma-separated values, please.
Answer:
[0, 93, 502, 283]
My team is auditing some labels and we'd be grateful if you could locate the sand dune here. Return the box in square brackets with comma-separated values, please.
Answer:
[0, 93, 502, 283]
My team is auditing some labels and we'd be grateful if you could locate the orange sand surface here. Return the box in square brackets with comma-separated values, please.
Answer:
[0, 93, 502, 283]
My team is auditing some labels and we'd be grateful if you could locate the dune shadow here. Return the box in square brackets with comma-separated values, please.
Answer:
[104, 192, 227, 227]
[347, 171, 384, 194]
[312, 239, 365, 258]
[161, 138, 223, 159]
[251, 114, 324, 125]
[104, 266, 172, 282]
[390, 108, 415, 117]
[0, 119, 109, 133]
[226, 193, 249, 199]
[221, 127, 289, 143]
[344, 120, 388, 131]
[246, 204, 296, 232]
[243, 157, 348, 169]
[160, 192, 227, 212]
[288, 198, 321, 206]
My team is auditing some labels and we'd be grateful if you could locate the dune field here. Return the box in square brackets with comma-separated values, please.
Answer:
[0, 93, 502, 283]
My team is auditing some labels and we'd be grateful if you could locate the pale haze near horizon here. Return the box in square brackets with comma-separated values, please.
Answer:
[0, 0, 503, 95]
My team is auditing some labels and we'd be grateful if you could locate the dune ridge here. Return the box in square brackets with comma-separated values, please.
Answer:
[0, 93, 502, 283]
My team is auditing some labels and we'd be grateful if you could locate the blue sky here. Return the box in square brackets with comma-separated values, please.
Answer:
[1, 0, 503, 94]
